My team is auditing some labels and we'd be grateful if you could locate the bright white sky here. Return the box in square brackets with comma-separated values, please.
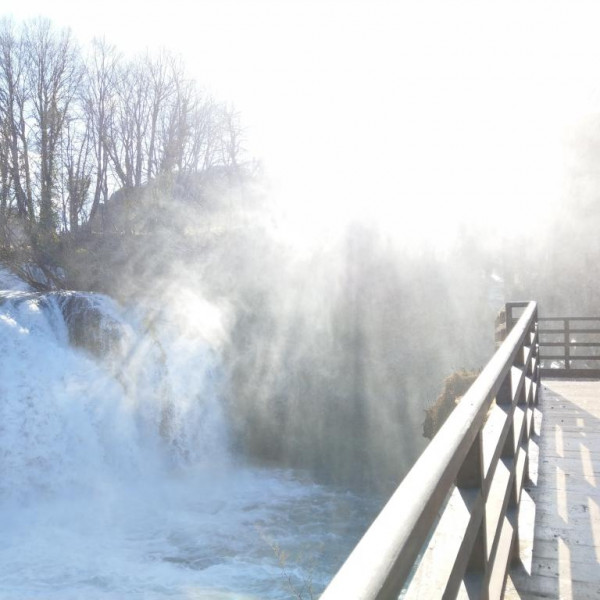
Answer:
[2, 0, 600, 246]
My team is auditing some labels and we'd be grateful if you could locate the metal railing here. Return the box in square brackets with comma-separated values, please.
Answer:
[321, 301, 540, 600]
[538, 316, 600, 378]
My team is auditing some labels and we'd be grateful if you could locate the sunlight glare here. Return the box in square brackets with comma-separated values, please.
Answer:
[6, 0, 600, 249]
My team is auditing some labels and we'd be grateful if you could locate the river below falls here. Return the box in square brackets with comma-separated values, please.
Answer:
[0, 465, 380, 600]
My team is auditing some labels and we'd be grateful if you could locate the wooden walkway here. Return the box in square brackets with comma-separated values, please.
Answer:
[505, 380, 600, 599]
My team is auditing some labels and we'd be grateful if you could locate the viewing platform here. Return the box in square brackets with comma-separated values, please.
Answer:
[321, 303, 600, 600]
[506, 379, 600, 599]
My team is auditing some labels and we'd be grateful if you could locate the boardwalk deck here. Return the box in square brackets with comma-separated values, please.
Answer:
[505, 380, 600, 599]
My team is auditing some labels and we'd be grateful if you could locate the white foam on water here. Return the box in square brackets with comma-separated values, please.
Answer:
[0, 282, 375, 599]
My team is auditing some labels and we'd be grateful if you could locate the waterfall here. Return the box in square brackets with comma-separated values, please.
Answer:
[0, 286, 227, 503]
[0, 269, 377, 600]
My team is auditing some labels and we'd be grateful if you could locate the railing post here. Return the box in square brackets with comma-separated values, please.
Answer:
[506, 304, 515, 335]
[498, 374, 515, 463]
[564, 318, 570, 371]
[495, 308, 507, 348]
[532, 307, 539, 376]
[505, 302, 525, 336]
[456, 433, 484, 490]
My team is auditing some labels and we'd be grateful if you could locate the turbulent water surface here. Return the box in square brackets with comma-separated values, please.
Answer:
[0, 270, 378, 599]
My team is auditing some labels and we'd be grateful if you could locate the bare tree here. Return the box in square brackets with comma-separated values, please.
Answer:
[106, 56, 151, 189]
[0, 18, 34, 223]
[63, 113, 92, 232]
[158, 68, 195, 174]
[188, 96, 223, 172]
[25, 18, 82, 234]
[82, 37, 119, 228]
[220, 104, 244, 170]
[145, 49, 176, 179]
[0, 117, 12, 244]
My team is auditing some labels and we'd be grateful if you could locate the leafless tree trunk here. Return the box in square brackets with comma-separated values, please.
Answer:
[146, 50, 176, 179]
[220, 105, 244, 170]
[0, 18, 33, 221]
[159, 71, 194, 174]
[107, 58, 151, 189]
[0, 120, 12, 245]
[25, 18, 81, 234]
[63, 115, 92, 232]
[82, 37, 119, 228]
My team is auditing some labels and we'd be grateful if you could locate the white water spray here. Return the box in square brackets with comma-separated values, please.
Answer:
[0, 270, 376, 599]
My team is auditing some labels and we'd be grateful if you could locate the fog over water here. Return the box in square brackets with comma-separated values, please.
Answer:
[2, 2, 600, 598]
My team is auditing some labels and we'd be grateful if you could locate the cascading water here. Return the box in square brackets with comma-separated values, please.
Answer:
[0, 269, 377, 599]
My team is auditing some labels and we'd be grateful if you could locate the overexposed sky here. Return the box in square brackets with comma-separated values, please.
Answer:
[2, 0, 600, 244]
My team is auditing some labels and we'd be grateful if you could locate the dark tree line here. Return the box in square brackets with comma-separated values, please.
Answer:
[0, 17, 243, 250]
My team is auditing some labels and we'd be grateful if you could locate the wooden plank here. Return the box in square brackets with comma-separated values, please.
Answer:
[540, 368, 600, 379]
[527, 558, 600, 584]
[541, 342, 600, 347]
[540, 408, 597, 418]
[540, 428, 600, 437]
[540, 327, 600, 333]
[520, 538, 600, 563]
[511, 571, 600, 598]
[533, 514, 600, 539]
[533, 479, 600, 495]
[540, 408, 599, 420]
[527, 518, 599, 543]
[540, 354, 600, 361]
[537, 438, 600, 452]
[538, 456, 600, 474]
[539, 317, 600, 321]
